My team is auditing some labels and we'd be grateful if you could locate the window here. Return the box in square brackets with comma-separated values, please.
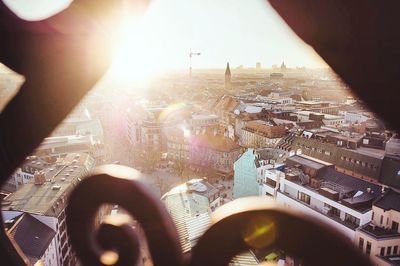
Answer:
[387, 246, 392, 255]
[380, 215, 383, 225]
[380, 247, 385, 256]
[345, 213, 360, 226]
[372, 211, 374, 220]
[297, 191, 311, 205]
[394, 246, 398, 255]
[366, 242, 371, 256]
[392, 221, 399, 232]
[358, 238, 364, 250]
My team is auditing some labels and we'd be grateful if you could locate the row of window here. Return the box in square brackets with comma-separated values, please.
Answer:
[298, 145, 331, 156]
[359, 237, 400, 257]
[380, 246, 399, 256]
[340, 156, 378, 170]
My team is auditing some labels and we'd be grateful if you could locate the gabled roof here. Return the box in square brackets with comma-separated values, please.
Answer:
[8, 213, 55, 264]
[191, 133, 241, 152]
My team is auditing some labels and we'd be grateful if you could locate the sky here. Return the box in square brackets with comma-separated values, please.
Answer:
[3, 0, 327, 79]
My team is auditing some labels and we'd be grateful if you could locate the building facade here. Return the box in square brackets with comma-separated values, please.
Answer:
[2, 153, 96, 266]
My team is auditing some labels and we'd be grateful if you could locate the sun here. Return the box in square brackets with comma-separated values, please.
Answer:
[107, 8, 166, 86]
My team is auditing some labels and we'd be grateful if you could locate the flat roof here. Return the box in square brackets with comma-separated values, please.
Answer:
[347, 146, 386, 159]
[2, 153, 94, 217]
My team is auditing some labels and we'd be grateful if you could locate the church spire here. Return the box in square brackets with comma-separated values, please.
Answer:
[225, 62, 231, 76]
[280, 61, 287, 71]
[225, 62, 231, 89]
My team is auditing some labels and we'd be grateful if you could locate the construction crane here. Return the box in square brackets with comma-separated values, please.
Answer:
[189, 49, 201, 78]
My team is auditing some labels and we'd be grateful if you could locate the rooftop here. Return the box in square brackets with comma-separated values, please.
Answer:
[296, 111, 343, 120]
[347, 146, 386, 160]
[7, 213, 56, 265]
[287, 154, 331, 170]
[359, 223, 400, 239]
[2, 153, 95, 216]
[374, 188, 400, 212]
[191, 134, 241, 152]
[162, 179, 213, 253]
[378, 255, 400, 266]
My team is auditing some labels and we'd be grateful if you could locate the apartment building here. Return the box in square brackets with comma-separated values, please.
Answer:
[240, 120, 286, 148]
[2, 153, 96, 266]
[355, 189, 400, 266]
[233, 148, 287, 199]
[262, 155, 381, 240]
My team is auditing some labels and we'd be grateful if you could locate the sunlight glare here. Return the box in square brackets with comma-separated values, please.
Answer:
[108, 5, 166, 86]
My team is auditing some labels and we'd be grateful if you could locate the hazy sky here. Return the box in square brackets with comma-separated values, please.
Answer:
[4, 0, 327, 76]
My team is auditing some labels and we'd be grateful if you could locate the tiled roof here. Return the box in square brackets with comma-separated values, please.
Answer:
[191, 134, 241, 152]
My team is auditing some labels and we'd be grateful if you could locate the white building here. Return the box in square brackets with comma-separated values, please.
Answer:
[344, 111, 370, 124]
[262, 155, 381, 241]
[256, 93, 293, 105]
[2, 153, 96, 266]
[355, 189, 400, 266]
[296, 111, 344, 126]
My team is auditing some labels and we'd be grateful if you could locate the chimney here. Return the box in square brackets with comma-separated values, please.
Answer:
[367, 187, 371, 193]
[34, 171, 46, 185]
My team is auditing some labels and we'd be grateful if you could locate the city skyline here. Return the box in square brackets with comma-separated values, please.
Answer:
[5, 0, 327, 83]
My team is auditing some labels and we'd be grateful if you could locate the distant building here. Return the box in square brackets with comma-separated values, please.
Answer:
[355, 189, 400, 265]
[270, 73, 284, 79]
[225, 62, 231, 89]
[296, 111, 344, 126]
[257, 93, 293, 105]
[296, 100, 340, 115]
[240, 120, 287, 148]
[256, 62, 261, 69]
[385, 136, 400, 158]
[344, 111, 370, 124]
[126, 102, 180, 167]
[189, 133, 242, 176]
[280, 61, 287, 71]
[2, 153, 96, 266]
[35, 135, 105, 164]
[189, 114, 219, 132]
[233, 148, 287, 199]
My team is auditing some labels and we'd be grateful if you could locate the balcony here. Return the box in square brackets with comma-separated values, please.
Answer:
[280, 190, 360, 231]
